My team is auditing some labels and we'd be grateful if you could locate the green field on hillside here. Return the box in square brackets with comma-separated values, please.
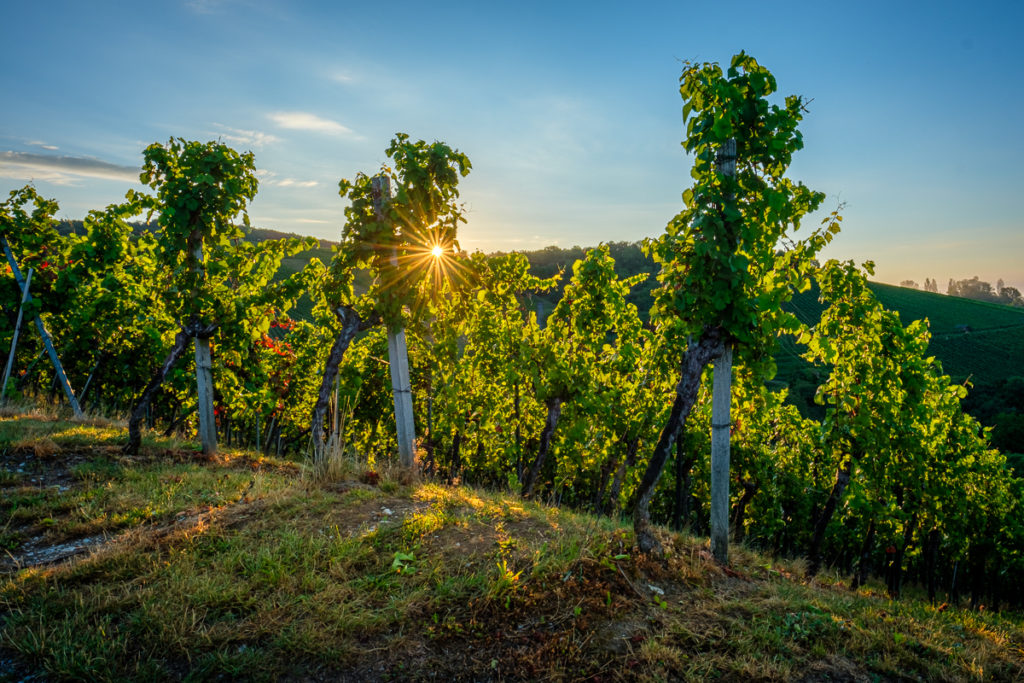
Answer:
[776, 282, 1024, 389]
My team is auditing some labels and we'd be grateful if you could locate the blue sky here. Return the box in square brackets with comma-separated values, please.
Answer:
[1, 0, 1022, 291]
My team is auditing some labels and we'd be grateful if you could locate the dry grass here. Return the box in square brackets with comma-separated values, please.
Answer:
[10, 436, 59, 459]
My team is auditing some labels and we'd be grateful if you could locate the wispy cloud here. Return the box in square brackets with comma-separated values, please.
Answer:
[276, 178, 318, 188]
[27, 140, 59, 151]
[268, 111, 356, 137]
[255, 168, 318, 188]
[211, 124, 279, 148]
[329, 70, 357, 85]
[0, 151, 139, 185]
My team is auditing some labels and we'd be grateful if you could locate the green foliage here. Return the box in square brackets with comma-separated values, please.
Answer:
[129, 138, 260, 325]
[332, 134, 471, 325]
[647, 52, 839, 368]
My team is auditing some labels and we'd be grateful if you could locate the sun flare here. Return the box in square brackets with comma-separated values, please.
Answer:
[431, 245, 444, 258]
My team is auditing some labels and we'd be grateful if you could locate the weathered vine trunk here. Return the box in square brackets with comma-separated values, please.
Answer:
[124, 329, 192, 455]
[633, 328, 725, 554]
[672, 437, 696, 531]
[521, 396, 564, 499]
[514, 382, 523, 482]
[594, 432, 626, 515]
[969, 544, 986, 610]
[925, 527, 940, 603]
[807, 454, 856, 577]
[449, 430, 462, 484]
[889, 509, 918, 599]
[606, 435, 639, 517]
[425, 380, 434, 475]
[731, 478, 758, 543]
[852, 519, 876, 590]
[311, 306, 374, 466]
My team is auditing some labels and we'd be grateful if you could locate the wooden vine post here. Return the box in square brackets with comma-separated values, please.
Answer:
[710, 138, 736, 565]
[372, 175, 416, 468]
[124, 138, 258, 456]
[1, 238, 83, 417]
[633, 54, 833, 557]
[1, 267, 32, 404]
[192, 242, 217, 455]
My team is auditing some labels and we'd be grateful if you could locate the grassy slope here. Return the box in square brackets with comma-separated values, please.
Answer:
[2, 417, 1023, 681]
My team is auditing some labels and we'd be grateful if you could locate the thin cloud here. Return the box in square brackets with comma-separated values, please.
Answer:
[211, 124, 279, 148]
[268, 111, 356, 137]
[329, 70, 357, 84]
[276, 178, 318, 188]
[27, 140, 59, 151]
[0, 151, 140, 185]
[256, 169, 318, 188]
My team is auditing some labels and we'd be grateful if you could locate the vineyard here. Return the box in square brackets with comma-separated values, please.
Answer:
[2, 53, 1024, 679]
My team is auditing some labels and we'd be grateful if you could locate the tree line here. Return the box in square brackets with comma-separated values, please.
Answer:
[907, 276, 1023, 306]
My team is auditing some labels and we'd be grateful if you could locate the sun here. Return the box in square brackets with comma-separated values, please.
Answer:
[431, 245, 444, 258]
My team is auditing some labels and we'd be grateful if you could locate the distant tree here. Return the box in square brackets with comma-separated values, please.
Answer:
[945, 276, 1020, 305]
[923, 278, 938, 293]
[999, 286, 1024, 307]
[900, 280, 919, 289]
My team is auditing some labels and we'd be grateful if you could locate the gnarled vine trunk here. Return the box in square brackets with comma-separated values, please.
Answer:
[606, 435, 639, 517]
[672, 437, 696, 531]
[311, 306, 375, 466]
[521, 396, 564, 499]
[731, 478, 758, 543]
[124, 329, 192, 455]
[852, 519, 876, 590]
[633, 328, 725, 554]
[807, 453, 856, 577]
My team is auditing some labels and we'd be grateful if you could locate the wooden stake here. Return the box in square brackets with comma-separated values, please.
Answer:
[195, 336, 217, 454]
[710, 345, 733, 564]
[1, 268, 32, 405]
[372, 175, 416, 468]
[192, 243, 217, 455]
[710, 138, 737, 565]
[1, 238, 83, 417]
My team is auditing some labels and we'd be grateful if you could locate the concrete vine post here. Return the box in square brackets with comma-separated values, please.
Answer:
[634, 53, 838, 556]
[710, 138, 737, 565]
[372, 175, 417, 468]
[123, 138, 259, 456]
[193, 243, 217, 455]
[1, 238, 83, 418]
[710, 345, 733, 563]
[1, 267, 32, 405]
